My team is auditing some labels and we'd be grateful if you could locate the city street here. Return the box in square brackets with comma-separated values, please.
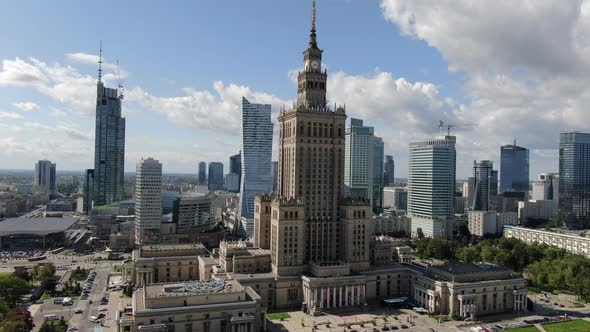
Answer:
[28, 254, 125, 332]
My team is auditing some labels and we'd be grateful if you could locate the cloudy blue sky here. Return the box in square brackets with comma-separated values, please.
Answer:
[1, 0, 589, 178]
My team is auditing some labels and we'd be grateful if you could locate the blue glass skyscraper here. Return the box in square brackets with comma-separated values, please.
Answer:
[239, 97, 273, 218]
[559, 132, 590, 229]
[500, 143, 529, 192]
[207, 162, 224, 191]
[92, 76, 125, 207]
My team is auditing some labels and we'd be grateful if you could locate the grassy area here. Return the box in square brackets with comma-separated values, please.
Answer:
[266, 313, 291, 320]
[543, 319, 590, 332]
[41, 320, 68, 332]
[504, 326, 540, 332]
[58, 249, 75, 256]
[40, 290, 51, 300]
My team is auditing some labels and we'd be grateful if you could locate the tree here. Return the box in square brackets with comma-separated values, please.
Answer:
[1, 307, 33, 332]
[0, 275, 30, 307]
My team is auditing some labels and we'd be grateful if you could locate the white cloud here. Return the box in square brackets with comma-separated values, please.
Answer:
[127, 81, 290, 135]
[0, 56, 124, 117]
[13, 101, 40, 112]
[380, 0, 590, 176]
[0, 112, 24, 120]
[49, 107, 67, 117]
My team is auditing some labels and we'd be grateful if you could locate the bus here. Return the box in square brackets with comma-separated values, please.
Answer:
[43, 314, 58, 321]
[28, 255, 47, 262]
[51, 247, 64, 254]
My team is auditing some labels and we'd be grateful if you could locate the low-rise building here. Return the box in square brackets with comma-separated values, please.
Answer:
[468, 211, 517, 236]
[518, 200, 558, 220]
[504, 226, 590, 256]
[117, 279, 266, 332]
[372, 212, 411, 235]
[125, 244, 209, 286]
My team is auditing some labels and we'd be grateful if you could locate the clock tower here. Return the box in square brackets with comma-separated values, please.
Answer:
[297, 0, 327, 109]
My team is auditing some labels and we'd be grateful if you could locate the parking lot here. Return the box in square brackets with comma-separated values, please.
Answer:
[31, 258, 124, 332]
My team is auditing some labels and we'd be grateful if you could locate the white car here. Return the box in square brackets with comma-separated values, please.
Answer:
[74, 308, 83, 314]
[98, 308, 108, 312]
[89, 316, 98, 322]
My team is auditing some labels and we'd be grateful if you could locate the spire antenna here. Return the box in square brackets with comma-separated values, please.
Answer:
[309, 0, 318, 48]
[312, 0, 316, 32]
[98, 40, 103, 83]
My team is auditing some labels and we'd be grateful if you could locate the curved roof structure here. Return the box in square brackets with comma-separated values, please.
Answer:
[0, 217, 79, 236]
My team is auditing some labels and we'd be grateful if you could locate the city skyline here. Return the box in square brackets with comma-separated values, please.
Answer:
[1, 1, 590, 178]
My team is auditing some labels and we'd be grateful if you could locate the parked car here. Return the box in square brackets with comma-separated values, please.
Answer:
[74, 308, 83, 314]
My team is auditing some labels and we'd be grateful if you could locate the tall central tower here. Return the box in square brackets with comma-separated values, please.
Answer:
[274, 0, 347, 265]
[296, 0, 327, 109]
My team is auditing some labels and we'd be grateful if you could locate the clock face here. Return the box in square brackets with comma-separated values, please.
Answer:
[311, 61, 320, 70]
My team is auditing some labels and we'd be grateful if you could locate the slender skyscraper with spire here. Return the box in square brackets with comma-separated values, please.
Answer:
[92, 43, 126, 207]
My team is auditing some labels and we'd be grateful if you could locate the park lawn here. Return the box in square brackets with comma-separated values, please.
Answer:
[504, 325, 540, 332]
[542, 319, 590, 332]
[266, 313, 291, 320]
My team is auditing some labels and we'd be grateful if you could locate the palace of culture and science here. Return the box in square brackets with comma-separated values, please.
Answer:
[118, 2, 527, 331]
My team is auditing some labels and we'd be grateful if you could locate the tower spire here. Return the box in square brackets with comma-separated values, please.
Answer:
[309, 0, 318, 49]
[98, 40, 103, 83]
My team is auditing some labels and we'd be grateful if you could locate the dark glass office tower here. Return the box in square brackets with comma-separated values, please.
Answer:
[208, 162, 224, 191]
[93, 79, 125, 206]
[559, 132, 590, 229]
[198, 162, 207, 185]
[229, 151, 242, 188]
[500, 143, 529, 192]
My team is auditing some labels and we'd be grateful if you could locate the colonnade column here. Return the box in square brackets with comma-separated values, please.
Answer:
[339, 287, 343, 307]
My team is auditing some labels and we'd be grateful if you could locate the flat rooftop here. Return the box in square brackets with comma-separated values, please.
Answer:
[147, 279, 243, 297]
[0, 217, 79, 236]
[431, 263, 511, 275]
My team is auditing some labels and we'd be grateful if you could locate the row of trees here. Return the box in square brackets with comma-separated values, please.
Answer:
[414, 236, 590, 301]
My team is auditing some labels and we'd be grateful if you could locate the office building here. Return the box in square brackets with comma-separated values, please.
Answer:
[463, 177, 475, 206]
[468, 211, 517, 237]
[82, 169, 94, 215]
[93, 63, 126, 207]
[559, 132, 590, 229]
[382, 187, 408, 211]
[238, 97, 273, 219]
[500, 143, 529, 192]
[172, 193, 215, 235]
[532, 173, 559, 201]
[230, 151, 242, 189]
[207, 162, 224, 191]
[496, 191, 526, 213]
[383, 155, 395, 187]
[408, 135, 456, 238]
[34, 160, 56, 194]
[373, 137, 385, 214]
[198, 161, 207, 185]
[518, 200, 558, 220]
[271, 161, 279, 193]
[471, 160, 498, 211]
[344, 118, 384, 214]
[224, 173, 240, 192]
[504, 226, 590, 257]
[135, 158, 162, 245]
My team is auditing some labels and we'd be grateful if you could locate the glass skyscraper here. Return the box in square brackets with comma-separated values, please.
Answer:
[34, 160, 56, 194]
[198, 162, 207, 185]
[239, 97, 273, 218]
[93, 80, 125, 207]
[471, 160, 498, 211]
[207, 162, 224, 191]
[559, 132, 590, 229]
[408, 135, 456, 238]
[372, 136, 384, 214]
[500, 143, 529, 192]
[229, 151, 242, 189]
[344, 118, 384, 214]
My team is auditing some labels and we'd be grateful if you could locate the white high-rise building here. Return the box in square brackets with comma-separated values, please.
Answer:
[344, 118, 384, 213]
[135, 158, 162, 245]
[532, 173, 558, 202]
[408, 135, 456, 238]
[239, 97, 273, 219]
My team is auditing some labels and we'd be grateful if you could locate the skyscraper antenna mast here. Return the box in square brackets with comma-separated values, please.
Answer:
[98, 40, 103, 83]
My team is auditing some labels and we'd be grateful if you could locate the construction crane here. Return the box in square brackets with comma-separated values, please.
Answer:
[438, 120, 455, 136]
